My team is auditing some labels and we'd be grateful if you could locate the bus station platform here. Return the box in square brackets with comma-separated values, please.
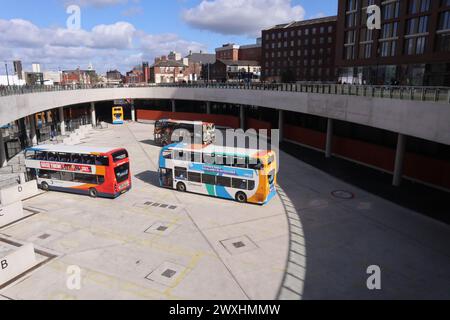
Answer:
[0, 122, 449, 300]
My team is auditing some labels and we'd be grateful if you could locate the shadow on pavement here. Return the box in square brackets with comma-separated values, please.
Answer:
[134, 170, 160, 187]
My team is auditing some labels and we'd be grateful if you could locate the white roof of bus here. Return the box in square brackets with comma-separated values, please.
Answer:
[27, 144, 120, 155]
[168, 143, 270, 157]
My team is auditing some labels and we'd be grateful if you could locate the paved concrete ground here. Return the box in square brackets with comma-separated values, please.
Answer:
[0, 122, 449, 300]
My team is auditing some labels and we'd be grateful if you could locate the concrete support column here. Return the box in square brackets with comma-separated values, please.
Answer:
[90, 102, 96, 126]
[29, 115, 37, 146]
[206, 101, 211, 114]
[325, 118, 334, 158]
[239, 105, 245, 130]
[131, 104, 136, 122]
[59, 107, 66, 136]
[393, 133, 407, 187]
[0, 133, 7, 168]
[171, 99, 176, 113]
[278, 110, 284, 142]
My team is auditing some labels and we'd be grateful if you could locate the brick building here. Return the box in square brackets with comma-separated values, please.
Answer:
[150, 58, 189, 84]
[336, 0, 450, 86]
[61, 69, 97, 85]
[262, 16, 338, 83]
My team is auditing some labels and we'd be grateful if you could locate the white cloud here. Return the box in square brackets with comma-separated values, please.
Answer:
[183, 0, 305, 37]
[140, 33, 207, 58]
[0, 18, 206, 73]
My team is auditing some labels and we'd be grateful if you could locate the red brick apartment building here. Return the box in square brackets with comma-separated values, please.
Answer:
[261, 16, 338, 83]
[336, 0, 450, 86]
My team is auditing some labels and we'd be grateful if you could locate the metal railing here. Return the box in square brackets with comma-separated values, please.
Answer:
[0, 82, 449, 103]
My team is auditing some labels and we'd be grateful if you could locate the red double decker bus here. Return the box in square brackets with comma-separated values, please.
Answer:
[25, 145, 131, 198]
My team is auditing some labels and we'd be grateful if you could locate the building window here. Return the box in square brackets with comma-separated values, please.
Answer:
[346, 0, 358, 11]
[408, 0, 431, 14]
[359, 43, 373, 58]
[406, 16, 429, 35]
[345, 45, 355, 60]
[380, 40, 397, 57]
[381, 22, 399, 38]
[405, 36, 427, 55]
[438, 11, 450, 30]
[346, 12, 358, 27]
[382, 1, 400, 20]
[436, 33, 450, 51]
[328, 26, 333, 33]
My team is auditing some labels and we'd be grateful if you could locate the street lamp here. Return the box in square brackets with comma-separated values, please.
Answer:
[4, 61, 10, 86]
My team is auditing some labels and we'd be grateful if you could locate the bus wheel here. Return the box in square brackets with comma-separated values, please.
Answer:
[41, 182, 49, 191]
[235, 192, 247, 204]
[176, 182, 186, 192]
[89, 188, 98, 198]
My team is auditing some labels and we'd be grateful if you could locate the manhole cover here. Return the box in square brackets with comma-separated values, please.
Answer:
[162, 269, 177, 279]
[233, 241, 246, 248]
[331, 190, 355, 200]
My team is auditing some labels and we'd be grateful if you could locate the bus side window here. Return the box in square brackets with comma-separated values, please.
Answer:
[175, 151, 188, 161]
[217, 176, 231, 188]
[59, 153, 69, 163]
[50, 171, 61, 180]
[203, 153, 214, 164]
[25, 150, 36, 160]
[202, 174, 216, 185]
[83, 155, 95, 165]
[215, 155, 226, 165]
[234, 157, 247, 168]
[175, 167, 187, 180]
[232, 178, 247, 190]
[72, 154, 82, 163]
[61, 171, 74, 182]
[36, 152, 46, 160]
[97, 176, 105, 185]
[163, 151, 172, 159]
[188, 172, 201, 183]
[38, 170, 51, 179]
[48, 152, 57, 161]
[248, 159, 262, 170]
[191, 152, 202, 163]
[248, 180, 256, 191]
[95, 156, 109, 166]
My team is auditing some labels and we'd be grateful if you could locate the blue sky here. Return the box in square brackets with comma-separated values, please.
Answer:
[0, 0, 338, 73]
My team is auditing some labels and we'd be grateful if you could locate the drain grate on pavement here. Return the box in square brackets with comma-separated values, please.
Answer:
[134, 201, 178, 211]
[38, 234, 51, 240]
[145, 262, 191, 287]
[331, 190, 355, 200]
[220, 235, 258, 255]
[161, 269, 177, 278]
[144, 222, 179, 236]
[27, 230, 63, 245]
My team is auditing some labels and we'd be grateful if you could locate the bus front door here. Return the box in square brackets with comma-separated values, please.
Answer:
[160, 168, 173, 188]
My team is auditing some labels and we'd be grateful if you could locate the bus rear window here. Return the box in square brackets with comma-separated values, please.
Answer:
[112, 150, 128, 162]
[115, 163, 130, 183]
